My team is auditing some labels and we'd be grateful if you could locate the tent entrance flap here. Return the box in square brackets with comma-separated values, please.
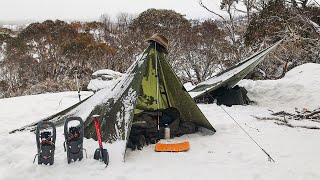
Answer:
[134, 48, 171, 114]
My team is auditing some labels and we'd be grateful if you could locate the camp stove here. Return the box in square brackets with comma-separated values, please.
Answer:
[34, 121, 56, 165]
[63, 117, 85, 164]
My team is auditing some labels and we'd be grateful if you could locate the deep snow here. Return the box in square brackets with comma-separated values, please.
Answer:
[239, 63, 320, 112]
[0, 63, 319, 180]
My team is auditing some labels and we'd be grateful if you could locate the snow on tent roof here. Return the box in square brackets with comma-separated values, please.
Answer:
[92, 69, 123, 77]
[188, 39, 283, 99]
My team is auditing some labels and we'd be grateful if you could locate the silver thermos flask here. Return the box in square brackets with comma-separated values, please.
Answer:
[164, 124, 170, 139]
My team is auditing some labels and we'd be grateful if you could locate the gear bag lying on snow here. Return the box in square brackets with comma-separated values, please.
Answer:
[34, 121, 56, 165]
[63, 117, 85, 164]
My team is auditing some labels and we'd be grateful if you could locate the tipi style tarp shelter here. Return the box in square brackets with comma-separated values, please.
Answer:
[11, 34, 215, 159]
[83, 34, 215, 142]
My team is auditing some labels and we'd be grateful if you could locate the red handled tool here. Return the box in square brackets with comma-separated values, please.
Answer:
[92, 115, 109, 166]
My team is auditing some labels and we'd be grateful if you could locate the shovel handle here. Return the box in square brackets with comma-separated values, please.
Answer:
[93, 115, 103, 148]
[92, 114, 109, 166]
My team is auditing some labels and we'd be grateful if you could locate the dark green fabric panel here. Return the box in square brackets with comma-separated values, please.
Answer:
[190, 50, 270, 95]
[158, 53, 216, 132]
[190, 39, 283, 99]
[190, 52, 269, 95]
[84, 48, 151, 142]
[135, 48, 169, 113]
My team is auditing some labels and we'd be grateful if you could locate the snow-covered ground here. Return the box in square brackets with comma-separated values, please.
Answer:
[0, 63, 319, 180]
[239, 63, 320, 112]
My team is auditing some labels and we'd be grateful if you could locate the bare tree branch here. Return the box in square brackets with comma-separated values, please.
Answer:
[199, 0, 227, 22]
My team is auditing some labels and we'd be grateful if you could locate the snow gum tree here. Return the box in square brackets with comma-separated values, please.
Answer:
[129, 8, 191, 59]
[0, 20, 116, 97]
[129, 9, 233, 84]
[99, 13, 136, 72]
[176, 20, 232, 84]
[2, 4, 318, 97]
[245, 0, 320, 79]
[199, 0, 250, 64]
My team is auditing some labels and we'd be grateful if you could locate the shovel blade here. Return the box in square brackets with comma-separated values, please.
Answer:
[101, 149, 109, 166]
[94, 148, 101, 160]
[93, 148, 109, 166]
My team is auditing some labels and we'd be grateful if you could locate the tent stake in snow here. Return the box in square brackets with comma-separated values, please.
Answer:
[219, 105, 275, 162]
[75, 70, 81, 102]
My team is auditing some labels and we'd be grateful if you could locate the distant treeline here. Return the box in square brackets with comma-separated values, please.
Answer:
[0, 0, 319, 98]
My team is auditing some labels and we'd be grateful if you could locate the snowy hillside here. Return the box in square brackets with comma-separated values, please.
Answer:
[239, 63, 320, 112]
[0, 63, 320, 180]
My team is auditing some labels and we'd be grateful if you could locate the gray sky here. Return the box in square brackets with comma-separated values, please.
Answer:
[1, 0, 319, 24]
[0, 0, 222, 24]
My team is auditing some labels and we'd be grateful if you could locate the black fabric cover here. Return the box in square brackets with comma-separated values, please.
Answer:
[215, 86, 251, 106]
[195, 85, 251, 106]
[127, 107, 196, 150]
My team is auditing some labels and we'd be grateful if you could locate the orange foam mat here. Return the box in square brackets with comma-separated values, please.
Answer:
[155, 141, 190, 152]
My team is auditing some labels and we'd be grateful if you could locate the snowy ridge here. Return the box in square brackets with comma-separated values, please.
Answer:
[239, 63, 320, 112]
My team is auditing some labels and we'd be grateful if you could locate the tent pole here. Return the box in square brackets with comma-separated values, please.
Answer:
[75, 70, 81, 102]
[155, 42, 160, 141]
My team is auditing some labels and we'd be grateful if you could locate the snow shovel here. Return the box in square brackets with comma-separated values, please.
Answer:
[92, 115, 109, 166]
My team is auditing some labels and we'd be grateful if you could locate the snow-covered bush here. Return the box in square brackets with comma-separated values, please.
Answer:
[23, 79, 77, 95]
[244, 0, 320, 79]
[87, 69, 123, 92]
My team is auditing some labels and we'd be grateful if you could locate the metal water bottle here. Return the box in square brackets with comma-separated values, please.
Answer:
[164, 124, 170, 140]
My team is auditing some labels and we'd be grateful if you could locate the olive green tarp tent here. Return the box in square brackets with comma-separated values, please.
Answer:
[189, 39, 283, 102]
[11, 40, 215, 159]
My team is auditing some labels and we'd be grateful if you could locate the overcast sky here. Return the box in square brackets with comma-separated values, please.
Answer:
[0, 0, 223, 24]
[1, 0, 319, 24]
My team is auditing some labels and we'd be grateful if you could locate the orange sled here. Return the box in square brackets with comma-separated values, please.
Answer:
[155, 141, 190, 152]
